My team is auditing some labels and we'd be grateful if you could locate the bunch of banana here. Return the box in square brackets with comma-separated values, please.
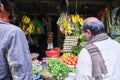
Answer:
[71, 14, 79, 23]
[24, 22, 35, 35]
[19, 15, 35, 35]
[60, 19, 75, 36]
[21, 15, 30, 24]
[78, 17, 84, 26]
[61, 20, 68, 29]
[71, 14, 83, 25]
[64, 27, 75, 36]
[57, 13, 84, 36]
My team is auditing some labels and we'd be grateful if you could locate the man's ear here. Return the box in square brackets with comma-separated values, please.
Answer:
[86, 29, 93, 38]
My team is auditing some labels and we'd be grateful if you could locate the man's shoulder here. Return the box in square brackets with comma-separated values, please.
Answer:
[1, 23, 22, 32]
[0, 23, 25, 39]
[7, 23, 21, 30]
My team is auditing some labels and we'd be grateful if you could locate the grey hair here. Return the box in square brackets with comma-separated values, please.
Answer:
[82, 19, 105, 35]
[47, 32, 54, 37]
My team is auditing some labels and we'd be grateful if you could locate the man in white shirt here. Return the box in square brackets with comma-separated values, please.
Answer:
[47, 32, 54, 49]
[76, 17, 120, 80]
[38, 32, 60, 60]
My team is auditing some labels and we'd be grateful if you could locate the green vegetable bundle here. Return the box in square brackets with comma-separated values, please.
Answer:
[46, 58, 69, 80]
[32, 63, 43, 77]
[71, 46, 81, 55]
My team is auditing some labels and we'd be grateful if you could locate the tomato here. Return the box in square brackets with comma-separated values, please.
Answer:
[66, 57, 68, 60]
[65, 59, 69, 64]
[67, 61, 72, 65]
[72, 61, 76, 65]
[76, 56, 79, 59]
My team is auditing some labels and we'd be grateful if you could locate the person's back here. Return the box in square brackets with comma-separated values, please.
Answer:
[0, 22, 18, 79]
[0, 1, 33, 79]
[76, 17, 120, 80]
[0, 22, 34, 80]
[94, 37, 120, 80]
[76, 37, 120, 80]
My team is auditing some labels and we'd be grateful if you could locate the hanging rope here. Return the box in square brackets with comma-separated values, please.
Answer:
[85, 5, 88, 18]
[75, 0, 78, 14]
[66, 0, 69, 15]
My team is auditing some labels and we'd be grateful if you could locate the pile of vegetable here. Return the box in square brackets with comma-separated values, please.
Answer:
[32, 63, 43, 77]
[71, 46, 81, 55]
[46, 58, 75, 80]
[59, 53, 79, 67]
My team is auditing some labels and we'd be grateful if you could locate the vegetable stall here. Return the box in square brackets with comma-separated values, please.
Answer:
[31, 12, 85, 80]
[32, 53, 78, 80]
[3, 0, 118, 80]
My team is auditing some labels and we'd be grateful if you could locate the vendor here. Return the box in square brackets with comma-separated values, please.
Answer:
[46, 32, 59, 49]
[37, 32, 60, 61]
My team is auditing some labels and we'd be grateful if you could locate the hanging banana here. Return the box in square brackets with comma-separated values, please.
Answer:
[57, 13, 84, 36]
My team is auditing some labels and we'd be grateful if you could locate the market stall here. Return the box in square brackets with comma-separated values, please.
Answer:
[1, 0, 120, 80]
[32, 54, 78, 80]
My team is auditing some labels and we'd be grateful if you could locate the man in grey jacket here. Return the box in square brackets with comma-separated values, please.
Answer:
[0, 0, 34, 80]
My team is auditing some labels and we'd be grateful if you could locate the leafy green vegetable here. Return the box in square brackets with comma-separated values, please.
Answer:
[71, 46, 81, 54]
[32, 63, 43, 77]
[46, 58, 70, 80]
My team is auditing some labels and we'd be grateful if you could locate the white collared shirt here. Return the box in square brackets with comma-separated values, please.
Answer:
[47, 42, 53, 49]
